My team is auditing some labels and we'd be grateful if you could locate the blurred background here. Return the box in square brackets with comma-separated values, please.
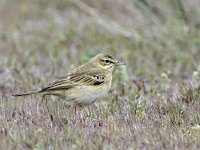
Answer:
[0, 0, 199, 80]
[0, 0, 200, 149]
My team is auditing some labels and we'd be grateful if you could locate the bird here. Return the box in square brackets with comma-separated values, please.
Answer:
[12, 53, 125, 106]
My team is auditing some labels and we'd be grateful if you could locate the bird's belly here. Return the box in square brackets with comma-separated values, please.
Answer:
[64, 83, 110, 105]
[81, 89, 108, 105]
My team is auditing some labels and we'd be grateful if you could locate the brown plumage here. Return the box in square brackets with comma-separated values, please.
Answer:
[12, 53, 125, 106]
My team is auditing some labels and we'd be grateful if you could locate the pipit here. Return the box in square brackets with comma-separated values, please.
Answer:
[12, 54, 125, 106]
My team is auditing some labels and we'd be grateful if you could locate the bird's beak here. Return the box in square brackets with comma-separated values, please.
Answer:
[116, 61, 126, 66]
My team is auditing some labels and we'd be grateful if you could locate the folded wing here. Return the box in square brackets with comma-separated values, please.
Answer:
[41, 70, 106, 92]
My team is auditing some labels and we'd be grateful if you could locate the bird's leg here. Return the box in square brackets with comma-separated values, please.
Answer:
[74, 104, 84, 116]
[74, 105, 80, 115]
[41, 94, 53, 122]
[77, 104, 85, 124]
[74, 105, 77, 115]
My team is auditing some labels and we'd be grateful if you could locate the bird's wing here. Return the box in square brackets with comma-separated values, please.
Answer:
[41, 70, 107, 92]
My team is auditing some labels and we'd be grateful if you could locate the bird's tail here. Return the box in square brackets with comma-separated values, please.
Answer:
[12, 90, 41, 97]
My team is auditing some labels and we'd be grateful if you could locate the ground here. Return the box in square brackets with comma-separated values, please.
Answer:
[0, 0, 200, 149]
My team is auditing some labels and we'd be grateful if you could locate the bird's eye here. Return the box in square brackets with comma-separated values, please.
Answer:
[105, 60, 110, 63]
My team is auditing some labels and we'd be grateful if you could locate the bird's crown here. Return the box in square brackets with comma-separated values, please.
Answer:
[89, 53, 124, 72]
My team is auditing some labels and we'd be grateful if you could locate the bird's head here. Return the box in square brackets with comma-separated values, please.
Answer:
[90, 53, 125, 72]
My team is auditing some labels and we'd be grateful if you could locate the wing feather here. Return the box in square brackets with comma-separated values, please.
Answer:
[41, 70, 107, 92]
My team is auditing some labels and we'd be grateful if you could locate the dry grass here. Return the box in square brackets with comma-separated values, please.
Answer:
[0, 0, 200, 149]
